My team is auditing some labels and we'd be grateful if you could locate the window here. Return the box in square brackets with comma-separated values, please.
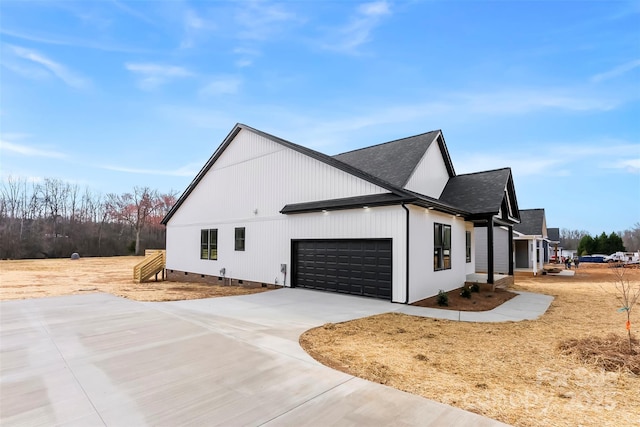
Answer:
[466, 231, 472, 263]
[200, 229, 218, 260]
[235, 227, 245, 251]
[434, 223, 451, 270]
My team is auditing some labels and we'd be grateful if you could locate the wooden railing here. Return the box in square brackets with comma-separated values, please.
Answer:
[133, 250, 166, 283]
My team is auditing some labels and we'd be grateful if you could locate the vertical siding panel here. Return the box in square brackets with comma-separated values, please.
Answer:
[167, 128, 406, 299]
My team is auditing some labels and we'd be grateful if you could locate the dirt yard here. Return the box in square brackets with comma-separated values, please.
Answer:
[0, 256, 272, 301]
[300, 264, 640, 427]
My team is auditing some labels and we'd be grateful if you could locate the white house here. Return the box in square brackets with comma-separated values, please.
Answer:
[512, 209, 551, 275]
[476, 208, 558, 276]
[547, 227, 561, 262]
[162, 124, 520, 304]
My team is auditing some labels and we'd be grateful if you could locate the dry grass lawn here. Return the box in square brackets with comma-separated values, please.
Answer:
[0, 256, 271, 301]
[300, 264, 640, 427]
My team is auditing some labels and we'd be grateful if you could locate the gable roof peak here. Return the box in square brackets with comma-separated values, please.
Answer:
[332, 130, 449, 188]
[333, 129, 441, 157]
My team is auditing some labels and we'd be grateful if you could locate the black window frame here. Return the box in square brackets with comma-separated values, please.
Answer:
[466, 230, 472, 263]
[235, 227, 245, 251]
[434, 223, 452, 271]
[200, 228, 218, 260]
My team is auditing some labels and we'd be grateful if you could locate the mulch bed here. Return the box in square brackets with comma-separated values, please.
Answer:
[412, 287, 517, 311]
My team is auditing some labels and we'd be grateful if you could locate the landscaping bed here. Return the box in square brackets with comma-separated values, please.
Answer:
[412, 286, 517, 311]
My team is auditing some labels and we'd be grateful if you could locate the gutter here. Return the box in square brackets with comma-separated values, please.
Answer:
[401, 203, 410, 304]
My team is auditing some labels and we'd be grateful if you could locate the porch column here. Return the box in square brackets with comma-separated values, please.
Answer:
[508, 225, 514, 275]
[539, 242, 545, 271]
[532, 238, 538, 276]
[487, 218, 494, 284]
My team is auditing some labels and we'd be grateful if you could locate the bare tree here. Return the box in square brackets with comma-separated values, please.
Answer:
[611, 265, 640, 352]
[560, 228, 590, 250]
[0, 175, 174, 259]
[106, 187, 162, 255]
[622, 223, 640, 252]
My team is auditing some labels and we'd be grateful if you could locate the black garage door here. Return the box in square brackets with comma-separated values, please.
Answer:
[292, 239, 392, 300]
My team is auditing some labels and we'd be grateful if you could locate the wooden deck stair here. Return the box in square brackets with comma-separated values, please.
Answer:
[133, 250, 166, 283]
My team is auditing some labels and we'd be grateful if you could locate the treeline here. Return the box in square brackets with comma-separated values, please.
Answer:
[0, 177, 177, 259]
[577, 232, 626, 256]
[561, 224, 640, 254]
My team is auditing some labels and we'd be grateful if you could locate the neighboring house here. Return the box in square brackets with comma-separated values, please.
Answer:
[162, 123, 520, 303]
[512, 209, 550, 275]
[547, 227, 561, 262]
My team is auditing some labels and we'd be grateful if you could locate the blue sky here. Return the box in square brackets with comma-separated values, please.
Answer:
[1, 0, 639, 235]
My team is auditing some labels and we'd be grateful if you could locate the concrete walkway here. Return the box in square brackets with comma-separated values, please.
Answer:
[0, 288, 554, 427]
[398, 291, 554, 322]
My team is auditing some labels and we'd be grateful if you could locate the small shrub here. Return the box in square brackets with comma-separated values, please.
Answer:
[436, 289, 449, 306]
[460, 287, 472, 298]
[470, 283, 480, 293]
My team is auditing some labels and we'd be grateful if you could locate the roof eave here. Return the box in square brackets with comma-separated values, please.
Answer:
[162, 123, 410, 225]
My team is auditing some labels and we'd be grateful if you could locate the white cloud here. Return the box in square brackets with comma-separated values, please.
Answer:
[321, 0, 391, 54]
[235, 2, 300, 41]
[199, 76, 242, 96]
[235, 59, 253, 68]
[155, 105, 235, 130]
[0, 140, 66, 159]
[125, 63, 193, 90]
[180, 9, 216, 49]
[296, 87, 617, 146]
[457, 89, 618, 114]
[7, 44, 90, 89]
[454, 140, 640, 179]
[101, 163, 200, 177]
[1, 60, 50, 80]
[607, 158, 640, 174]
[112, 0, 158, 26]
[359, 1, 391, 17]
[1, 28, 154, 54]
[455, 154, 564, 177]
[233, 46, 261, 68]
[591, 59, 640, 83]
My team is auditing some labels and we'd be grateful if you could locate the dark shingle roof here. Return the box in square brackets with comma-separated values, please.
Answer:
[514, 209, 546, 236]
[281, 193, 410, 214]
[332, 130, 441, 188]
[547, 227, 560, 242]
[438, 168, 512, 215]
[163, 123, 518, 225]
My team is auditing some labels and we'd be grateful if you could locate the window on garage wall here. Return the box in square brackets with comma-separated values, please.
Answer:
[434, 223, 451, 270]
[235, 227, 245, 251]
[466, 230, 472, 263]
[200, 229, 218, 260]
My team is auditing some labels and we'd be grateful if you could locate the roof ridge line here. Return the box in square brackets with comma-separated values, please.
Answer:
[333, 129, 440, 157]
[454, 166, 511, 177]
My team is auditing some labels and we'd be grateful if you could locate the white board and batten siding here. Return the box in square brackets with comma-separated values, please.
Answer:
[165, 128, 410, 302]
[408, 207, 474, 302]
[474, 226, 510, 274]
[404, 137, 450, 198]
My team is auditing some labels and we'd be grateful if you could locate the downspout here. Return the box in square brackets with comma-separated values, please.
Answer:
[402, 203, 410, 304]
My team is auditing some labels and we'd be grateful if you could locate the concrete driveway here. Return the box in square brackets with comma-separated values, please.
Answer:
[1, 289, 510, 426]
